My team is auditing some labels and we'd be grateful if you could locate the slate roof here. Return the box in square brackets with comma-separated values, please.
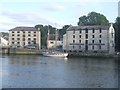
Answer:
[67, 25, 109, 31]
[9, 27, 38, 31]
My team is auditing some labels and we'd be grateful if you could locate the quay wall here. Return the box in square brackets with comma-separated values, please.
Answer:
[67, 51, 119, 58]
[9, 48, 42, 55]
[1, 48, 42, 55]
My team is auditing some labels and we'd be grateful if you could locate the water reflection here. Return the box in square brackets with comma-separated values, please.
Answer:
[2, 55, 119, 88]
[8, 55, 40, 65]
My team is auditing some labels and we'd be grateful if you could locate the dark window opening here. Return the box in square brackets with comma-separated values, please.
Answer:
[85, 34, 88, 39]
[85, 28, 88, 33]
[92, 46, 94, 50]
[73, 40, 75, 43]
[100, 28, 102, 33]
[79, 35, 81, 38]
[73, 35, 75, 38]
[79, 40, 81, 43]
[92, 28, 95, 33]
[79, 30, 82, 33]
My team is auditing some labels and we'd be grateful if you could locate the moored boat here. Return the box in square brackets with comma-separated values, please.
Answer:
[43, 51, 68, 58]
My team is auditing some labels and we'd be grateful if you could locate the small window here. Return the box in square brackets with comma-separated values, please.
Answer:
[85, 28, 88, 33]
[23, 38, 25, 41]
[17, 42, 20, 44]
[79, 35, 81, 38]
[92, 35, 94, 38]
[12, 34, 14, 36]
[50, 42, 54, 44]
[28, 31, 31, 33]
[79, 40, 81, 43]
[79, 45, 81, 49]
[34, 31, 36, 33]
[73, 40, 75, 43]
[99, 40, 101, 43]
[12, 38, 14, 40]
[34, 38, 36, 40]
[112, 33, 114, 38]
[23, 42, 25, 45]
[17, 34, 20, 36]
[92, 40, 94, 43]
[28, 38, 31, 40]
[79, 30, 82, 33]
[23, 31, 25, 33]
[33, 41, 36, 44]
[100, 28, 102, 33]
[23, 35, 25, 37]
[17, 46, 20, 48]
[73, 35, 75, 38]
[34, 34, 36, 37]
[99, 35, 102, 38]
[12, 31, 14, 33]
[12, 42, 14, 44]
[28, 42, 31, 44]
[85, 34, 88, 39]
[92, 28, 95, 33]
[92, 46, 94, 50]
[28, 34, 31, 36]
[73, 45, 74, 49]
[17, 38, 20, 40]
[85, 40, 88, 45]
[17, 31, 20, 33]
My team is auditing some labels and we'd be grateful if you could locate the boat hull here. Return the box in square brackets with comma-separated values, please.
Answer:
[43, 52, 68, 58]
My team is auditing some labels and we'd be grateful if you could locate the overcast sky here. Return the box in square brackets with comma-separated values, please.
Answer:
[0, 0, 119, 32]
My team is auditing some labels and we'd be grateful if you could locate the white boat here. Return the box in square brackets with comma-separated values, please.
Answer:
[43, 51, 68, 58]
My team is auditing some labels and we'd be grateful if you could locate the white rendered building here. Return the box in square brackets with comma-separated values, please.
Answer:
[9, 27, 41, 49]
[63, 24, 115, 54]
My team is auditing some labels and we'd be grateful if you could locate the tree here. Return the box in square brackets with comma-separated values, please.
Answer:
[58, 25, 70, 39]
[113, 17, 120, 52]
[78, 12, 109, 26]
[35, 24, 56, 49]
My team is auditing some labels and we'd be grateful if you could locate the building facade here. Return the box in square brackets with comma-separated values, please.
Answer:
[63, 24, 115, 54]
[47, 29, 63, 49]
[0, 32, 8, 48]
[9, 27, 41, 49]
[47, 40, 63, 49]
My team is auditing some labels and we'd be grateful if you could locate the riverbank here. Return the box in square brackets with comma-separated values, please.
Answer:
[1, 48, 120, 58]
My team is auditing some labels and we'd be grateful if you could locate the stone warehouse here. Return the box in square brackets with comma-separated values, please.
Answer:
[9, 27, 41, 49]
[63, 24, 115, 55]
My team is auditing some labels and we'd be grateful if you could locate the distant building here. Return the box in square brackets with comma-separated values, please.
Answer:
[47, 29, 63, 49]
[118, 1, 120, 17]
[0, 32, 8, 48]
[9, 27, 41, 49]
[63, 24, 115, 54]
[47, 39, 63, 49]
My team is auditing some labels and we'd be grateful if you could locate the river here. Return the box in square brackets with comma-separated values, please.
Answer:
[0, 54, 119, 88]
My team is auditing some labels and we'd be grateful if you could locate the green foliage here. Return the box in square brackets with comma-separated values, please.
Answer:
[113, 17, 120, 52]
[58, 25, 70, 38]
[1, 32, 9, 36]
[78, 11, 109, 26]
[35, 24, 58, 49]
[35, 24, 70, 48]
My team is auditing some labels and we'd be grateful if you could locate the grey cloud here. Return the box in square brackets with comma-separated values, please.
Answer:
[1, 11, 64, 29]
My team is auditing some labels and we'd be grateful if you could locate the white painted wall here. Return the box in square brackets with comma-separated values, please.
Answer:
[0, 37, 8, 47]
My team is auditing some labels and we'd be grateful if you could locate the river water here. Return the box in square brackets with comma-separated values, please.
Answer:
[0, 54, 119, 88]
